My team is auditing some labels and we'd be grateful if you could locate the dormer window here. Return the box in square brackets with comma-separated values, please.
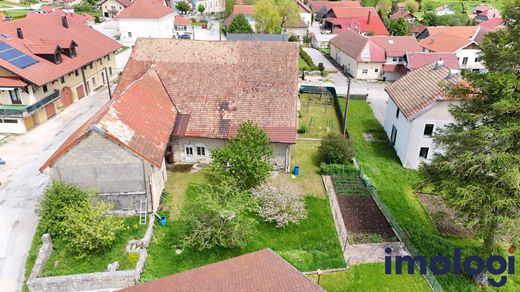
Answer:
[55, 51, 62, 64]
[61, 41, 77, 58]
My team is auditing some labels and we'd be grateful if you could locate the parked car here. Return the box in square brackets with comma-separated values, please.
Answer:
[178, 34, 191, 39]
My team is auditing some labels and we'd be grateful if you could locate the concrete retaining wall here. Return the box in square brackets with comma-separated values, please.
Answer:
[27, 215, 155, 292]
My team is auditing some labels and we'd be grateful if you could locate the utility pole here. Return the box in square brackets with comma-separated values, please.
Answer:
[104, 67, 112, 100]
[342, 77, 351, 138]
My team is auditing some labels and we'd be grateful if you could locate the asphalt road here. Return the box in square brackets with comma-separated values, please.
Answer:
[0, 89, 110, 292]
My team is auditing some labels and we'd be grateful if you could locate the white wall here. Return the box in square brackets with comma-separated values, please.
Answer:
[0, 118, 26, 133]
[118, 14, 174, 46]
[384, 99, 456, 169]
[300, 12, 311, 27]
[196, 0, 225, 13]
[456, 48, 485, 72]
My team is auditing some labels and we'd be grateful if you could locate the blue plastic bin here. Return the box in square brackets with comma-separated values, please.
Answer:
[293, 166, 300, 176]
[158, 216, 167, 226]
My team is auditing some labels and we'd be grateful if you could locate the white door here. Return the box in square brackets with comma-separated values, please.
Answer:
[185, 146, 196, 163]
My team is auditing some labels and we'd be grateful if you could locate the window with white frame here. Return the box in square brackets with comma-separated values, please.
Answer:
[196, 146, 206, 156]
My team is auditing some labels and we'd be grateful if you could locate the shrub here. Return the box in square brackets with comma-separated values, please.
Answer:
[319, 163, 357, 175]
[37, 182, 89, 238]
[288, 35, 298, 42]
[181, 179, 257, 250]
[318, 133, 353, 164]
[227, 13, 253, 33]
[210, 121, 274, 190]
[253, 178, 307, 227]
[297, 125, 308, 134]
[320, 70, 328, 77]
[127, 252, 139, 267]
[318, 62, 325, 71]
[61, 197, 124, 257]
[299, 48, 317, 70]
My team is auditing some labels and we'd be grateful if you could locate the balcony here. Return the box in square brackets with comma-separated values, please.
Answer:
[0, 90, 60, 118]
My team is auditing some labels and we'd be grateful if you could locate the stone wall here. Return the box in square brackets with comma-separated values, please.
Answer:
[27, 215, 155, 292]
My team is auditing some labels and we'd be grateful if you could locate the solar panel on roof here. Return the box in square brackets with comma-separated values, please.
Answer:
[0, 41, 39, 69]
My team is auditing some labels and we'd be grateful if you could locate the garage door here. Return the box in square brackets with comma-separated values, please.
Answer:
[45, 103, 56, 119]
[61, 87, 73, 107]
[76, 84, 85, 99]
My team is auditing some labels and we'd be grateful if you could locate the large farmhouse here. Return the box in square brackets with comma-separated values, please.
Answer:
[40, 39, 298, 212]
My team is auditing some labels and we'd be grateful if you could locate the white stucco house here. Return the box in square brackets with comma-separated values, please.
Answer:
[383, 60, 464, 169]
[116, 0, 174, 46]
[192, 0, 225, 14]
[435, 5, 456, 16]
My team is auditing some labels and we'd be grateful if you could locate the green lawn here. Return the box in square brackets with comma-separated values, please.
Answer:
[299, 57, 312, 71]
[142, 190, 345, 281]
[309, 263, 431, 292]
[343, 99, 520, 290]
[287, 140, 326, 197]
[163, 169, 208, 217]
[1, 10, 28, 19]
[299, 93, 341, 138]
[422, 0, 506, 11]
[23, 217, 147, 290]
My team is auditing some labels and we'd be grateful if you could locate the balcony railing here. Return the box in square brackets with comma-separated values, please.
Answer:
[0, 90, 60, 118]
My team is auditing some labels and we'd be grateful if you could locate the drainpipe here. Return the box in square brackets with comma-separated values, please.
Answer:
[80, 67, 89, 95]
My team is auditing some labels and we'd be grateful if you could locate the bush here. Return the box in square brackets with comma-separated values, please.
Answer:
[319, 163, 357, 175]
[318, 133, 353, 164]
[299, 48, 317, 70]
[288, 35, 298, 42]
[297, 125, 308, 134]
[37, 182, 89, 238]
[253, 178, 307, 227]
[210, 121, 274, 190]
[321, 70, 328, 77]
[73, 4, 94, 12]
[127, 252, 139, 266]
[61, 197, 124, 257]
[181, 179, 257, 250]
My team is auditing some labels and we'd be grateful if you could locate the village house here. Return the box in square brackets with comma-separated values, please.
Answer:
[370, 35, 421, 81]
[223, 5, 256, 31]
[434, 4, 457, 16]
[308, 0, 361, 22]
[192, 0, 225, 14]
[0, 14, 120, 134]
[473, 5, 500, 22]
[115, 0, 174, 46]
[417, 26, 487, 72]
[40, 39, 298, 212]
[100, 0, 133, 18]
[383, 60, 463, 169]
[296, 0, 312, 28]
[121, 249, 323, 291]
[329, 30, 420, 80]
[323, 7, 389, 35]
[390, 11, 417, 23]
[173, 15, 192, 34]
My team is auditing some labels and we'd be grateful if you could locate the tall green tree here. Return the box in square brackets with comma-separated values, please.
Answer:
[421, 11, 437, 26]
[480, 0, 520, 73]
[376, 0, 392, 13]
[227, 13, 254, 33]
[225, 0, 236, 17]
[176, 0, 191, 13]
[419, 2, 520, 257]
[254, 0, 282, 33]
[210, 121, 274, 190]
[388, 17, 410, 35]
[276, 0, 299, 27]
[198, 4, 205, 14]
[405, 0, 418, 13]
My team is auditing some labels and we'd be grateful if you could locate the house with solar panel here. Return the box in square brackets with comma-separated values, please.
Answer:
[0, 13, 121, 134]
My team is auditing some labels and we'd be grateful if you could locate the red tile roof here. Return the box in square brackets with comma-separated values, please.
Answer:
[478, 17, 503, 30]
[0, 14, 121, 86]
[405, 52, 460, 70]
[330, 29, 385, 62]
[308, 1, 360, 13]
[174, 15, 192, 26]
[390, 11, 416, 20]
[0, 76, 27, 87]
[327, 7, 388, 35]
[224, 5, 256, 26]
[29, 8, 95, 24]
[385, 62, 463, 120]
[40, 68, 176, 171]
[99, 0, 133, 7]
[116, 0, 172, 19]
[121, 249, 323, 292]
[370, 35, 421, 56]
[117, 39, 298, 144]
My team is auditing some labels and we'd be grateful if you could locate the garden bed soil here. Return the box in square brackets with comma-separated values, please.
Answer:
[418, 193, 473, 237]
[336, 195, 397, 244]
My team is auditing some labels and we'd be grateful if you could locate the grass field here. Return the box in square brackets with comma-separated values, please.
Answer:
[298, 93, 341, 138]
[309, 263, 431, 291]
[142, 191, 345, 281]
[286, 140, 327, 197]
[343, 100, 520, 290]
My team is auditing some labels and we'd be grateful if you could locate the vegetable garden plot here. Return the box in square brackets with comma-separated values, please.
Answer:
[332, 174, 398, 244]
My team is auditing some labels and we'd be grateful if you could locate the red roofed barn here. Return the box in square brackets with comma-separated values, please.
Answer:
[40, 39, 299, 212]
[324, 7, 388, 35]
[0, 14, 121, 134]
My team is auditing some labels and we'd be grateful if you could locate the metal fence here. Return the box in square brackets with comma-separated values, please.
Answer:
[353, 159, 444, 292]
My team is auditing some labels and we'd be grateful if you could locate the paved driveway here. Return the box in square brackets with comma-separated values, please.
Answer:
[0, 89, 110, 292]
[303, 47, 337, 71]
